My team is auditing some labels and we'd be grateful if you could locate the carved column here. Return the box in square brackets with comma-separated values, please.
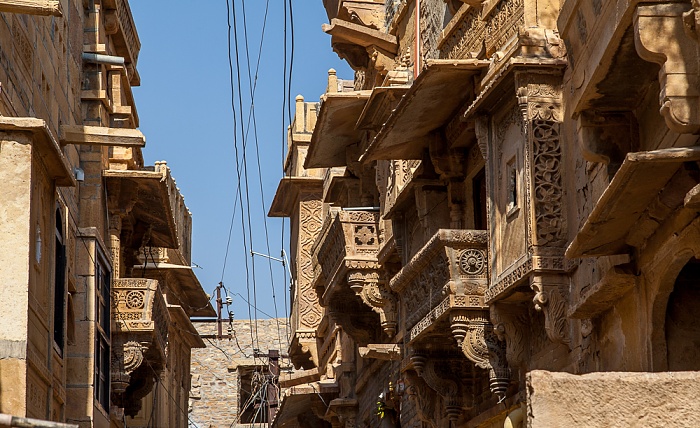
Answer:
[347, 270, 397, 337]
[109, 214, 122, 279]
[516, 71, 571, 346]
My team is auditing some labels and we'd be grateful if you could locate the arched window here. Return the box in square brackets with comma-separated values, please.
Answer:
[54, 206, 66, 352]
[665, 258, 700, 371]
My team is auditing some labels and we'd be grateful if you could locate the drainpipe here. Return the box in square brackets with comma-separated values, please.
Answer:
[414, 0, 420, 79]
[81, 52, 125, 66]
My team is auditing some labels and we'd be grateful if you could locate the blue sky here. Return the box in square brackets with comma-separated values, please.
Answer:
[129, 2, 352, 323]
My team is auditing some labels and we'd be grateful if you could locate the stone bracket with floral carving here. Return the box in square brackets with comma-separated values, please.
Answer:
[347, 269, 398, 337]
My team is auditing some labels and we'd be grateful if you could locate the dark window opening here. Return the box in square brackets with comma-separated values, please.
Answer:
[53, 207, 66, 352]
[94, 256, 111, 410]
[665, 258, 700, 371]
[472, 168, 487, 230]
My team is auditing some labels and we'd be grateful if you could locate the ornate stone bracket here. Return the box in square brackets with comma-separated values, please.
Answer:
[111, 339, 148, 395]
[531, 274, 570, 347]
[452, 310, 510, 401]
[491, 303, 528, 370]
[409, 354, 463, 422]
[347, 270, 397, 337]
[404, 370, 439, 428]
[635, 3, 700, 134]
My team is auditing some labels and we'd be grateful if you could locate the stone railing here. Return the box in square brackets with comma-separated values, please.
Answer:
[115, 0, 141, 65]
[313, 207, 381, 295]
[390, 229, 509, 400]
[313, 208, 399, 338]
[154, 161, 193, 265]
[390, 229, 489, 338]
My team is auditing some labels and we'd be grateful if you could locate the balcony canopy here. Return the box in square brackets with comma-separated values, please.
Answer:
[305, 90, 371, 169]
[362, 59, 489, 161]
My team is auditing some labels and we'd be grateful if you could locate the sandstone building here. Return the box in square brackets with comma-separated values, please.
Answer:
[0, 1, 213, 427]
[188, 318, 290, 428]
[270, 0, 700, 427]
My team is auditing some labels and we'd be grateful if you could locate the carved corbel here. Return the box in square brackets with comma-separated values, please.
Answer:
[404, 370, 439, 428]
[111, 340, 148, 396]
[474, 115, 489, 160]
[453, 310, 510, 401]
[635, 3, 700, 134]
[577, 111, 637, 171]
[419, 358, 464, 422]
[367, 45, 397, 76]
[348, 270, 397, 337]
[428, 131, 467, 180]
[490, 303, 528, 369]
[530, 274, 570, 347]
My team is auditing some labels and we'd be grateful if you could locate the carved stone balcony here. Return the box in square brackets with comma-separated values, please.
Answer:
[390, 229, 509, 400]
[111, 278, 170, 416]
[104, 0, 141, 83]
[312, 208, 396, 340]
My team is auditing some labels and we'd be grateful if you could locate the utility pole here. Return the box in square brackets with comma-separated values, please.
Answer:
[254, 349, 280, 427]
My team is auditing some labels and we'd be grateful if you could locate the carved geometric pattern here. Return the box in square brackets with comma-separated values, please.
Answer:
[298, 196, 324, 328]
[440, 6, 485, 59]
[459, 249, 486, 275]
[354, 225, 376, 246]
[485, 0, 525, 57]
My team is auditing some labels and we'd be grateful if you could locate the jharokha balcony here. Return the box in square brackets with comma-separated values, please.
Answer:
[111, 278, 169, 416]
[312, 207, 396, 343]
[390, 229, 510, 405]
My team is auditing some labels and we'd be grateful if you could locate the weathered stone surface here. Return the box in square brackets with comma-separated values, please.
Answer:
[528, 370, 700, 427]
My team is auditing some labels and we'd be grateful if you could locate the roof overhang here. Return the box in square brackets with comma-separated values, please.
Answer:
[566, 146, 700, 258]
[104, 169, 179, 248]
[362, 59, 489, 161]
[268, 177, 324, 217]
[356, 85, 411, 131]
[167, 304, 206, 348]
[134, 262, 215, 317]
[0, 117, 76, 187]
[305, 90, 371, 169]
[322, 18, 397, 54]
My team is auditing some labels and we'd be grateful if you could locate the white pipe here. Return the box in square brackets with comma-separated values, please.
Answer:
[0, 413, 78, 428]
[81, 53, 125, 66]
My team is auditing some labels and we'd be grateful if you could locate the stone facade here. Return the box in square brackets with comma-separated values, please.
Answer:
[270, 1, 700, 427]
[188, 319, 290, 428]
[0, 1, 213, 427]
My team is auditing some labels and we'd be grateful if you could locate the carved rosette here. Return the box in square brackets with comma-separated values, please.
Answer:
[347, 270, 397, 337]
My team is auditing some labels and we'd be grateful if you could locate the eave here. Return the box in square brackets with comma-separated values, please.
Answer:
[0, 117, 75, 187]
[134, 261, 216, 317]
[268, 177, 324, 217]
[566, 147, 700, 258]
[361, 59, 489, 162]
[305, 90, 371, 169]
[355, 85, 410, 131]
[103, 169, 179, 248]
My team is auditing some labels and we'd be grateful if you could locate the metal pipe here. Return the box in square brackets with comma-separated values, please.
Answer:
[342, 206, 380, 211]
[81, 52, 125, 66]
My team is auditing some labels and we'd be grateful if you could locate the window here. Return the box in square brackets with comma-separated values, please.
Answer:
[53, 207, 66, 352]
[94, 255, 111, 411]
[472, 168, 487, 230]
[506, 157, 518, 215]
